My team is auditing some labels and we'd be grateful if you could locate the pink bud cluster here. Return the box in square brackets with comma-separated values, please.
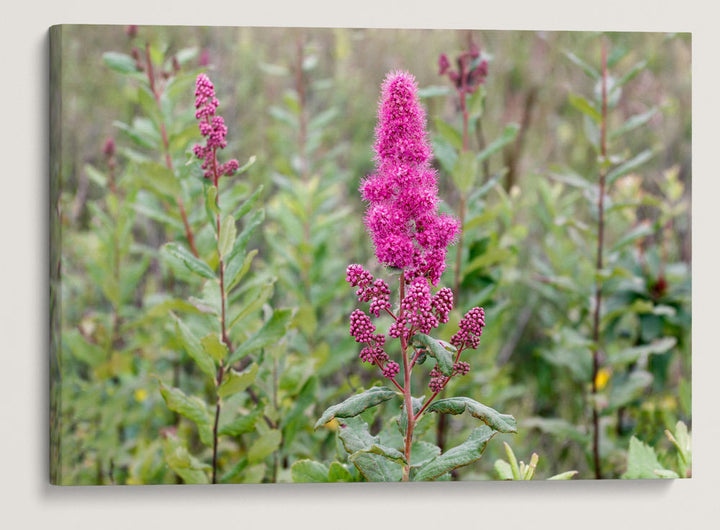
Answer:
[360, 71, 460, 285]
[451, 307, 486, 350]
[346, 264, 392, 318]
[438, 40, 488, 95]
[192, 74, 239, 185]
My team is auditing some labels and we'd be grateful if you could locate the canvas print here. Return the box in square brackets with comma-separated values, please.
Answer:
[49, 25, 691, 485]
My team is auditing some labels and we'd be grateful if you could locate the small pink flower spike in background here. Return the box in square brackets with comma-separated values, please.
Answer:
[193, 74, 239, 186]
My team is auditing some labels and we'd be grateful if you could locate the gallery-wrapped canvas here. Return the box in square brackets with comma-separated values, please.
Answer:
[49, 25, 691, 485]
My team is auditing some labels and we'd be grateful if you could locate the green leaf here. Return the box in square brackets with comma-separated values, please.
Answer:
[328, 462, 355, 482]
[233, 184, 263, 219]
[606, 149, 654, 185]
[495, 459, 514, 480]
[103, 52, 138, 74]
[137, 161, 181, 198]
[547, 470, 578, 480]
[564, 51, 600, 80]
[414, 426, 497, 481]
[247, 429, 281, 464]
[227, 308, 293, 364]
[433, 118, 463, 151]
[616, 60, 648, 88]
[165, 443, 210, 484]
[418, 85, 452, 98]
[173, 315, 216, 379]
[426, 397, 517, 433]
[218, 363, 259, 399]
[162, 242, 216, 279]
[503, 442, 520, 479]
[352, 453, 403, 482]
[200, 333, 228, 362]
[412, 333, 455, 377]
[608, 370, 653, 410]
[612, 337, 677, 365]
[218, 407, 263, 437]
[205, 186, 219, 216]
[452, 151, 479, 194]
[218, 215, 237, 258]
[476, 123, 519, 163]
[610, 107, 659, 140]
[410, 441, 441, 468]
[568, 93, 601, 123]
[235, 208, 265, 255]
[291, 460, 329, 483]
[228, 278, 274, 329]
[621, 436, 672, 479]
[225, 249, 258, 292]
[158, 382, 213, 446]
[315, 387, 398, 429]
[611, 222, 654, 253]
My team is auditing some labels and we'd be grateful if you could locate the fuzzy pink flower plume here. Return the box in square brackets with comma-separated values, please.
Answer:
[361, 71, 460, 285]
[193, 73, 239, 185]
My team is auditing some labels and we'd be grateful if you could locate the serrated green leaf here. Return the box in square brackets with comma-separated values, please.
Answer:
[291, 460, 329, 483]
[218, 363, 258, 399]
[621, 436, 672, 479]
[352, 453, 403, 482]
[158, 382, 213, 446]
[426, 397, 517, 433]
[315, 387, 398, 429]
[200, 333, 228, 362]
[162, 242, 216, 279]
[414, 426, 497, 481]
[410, 441, 441, 468]
[247, 429, 281, 464]
[218, 215, 236, 258]
[173, 315, 216, 379]
[412, 333, 455, 377]
[229, 278, 274, 329]
[227, 308, 293, 364]
[137, 161, 181, 198]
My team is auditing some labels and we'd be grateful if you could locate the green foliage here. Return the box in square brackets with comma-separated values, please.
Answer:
[55, 27, 690, 484]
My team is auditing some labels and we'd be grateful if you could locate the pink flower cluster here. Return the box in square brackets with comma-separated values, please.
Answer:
[451, 306, 486, 350]
[193, 74, 239, 185]
[360, 71, 460, 285]
[438, 40, 488, 95]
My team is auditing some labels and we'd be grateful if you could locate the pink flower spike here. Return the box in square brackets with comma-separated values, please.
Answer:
[361, 71, 460, 285]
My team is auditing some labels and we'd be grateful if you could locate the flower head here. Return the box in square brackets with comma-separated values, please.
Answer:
[361, 71, 460, 285]
[193, 74, 239, 185]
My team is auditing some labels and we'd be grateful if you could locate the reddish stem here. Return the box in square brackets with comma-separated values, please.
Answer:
[143, 43, 199, 257]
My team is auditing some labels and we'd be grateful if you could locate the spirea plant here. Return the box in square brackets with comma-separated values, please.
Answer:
[157, 74, 292, 484]
[313, 71, 517, 482]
